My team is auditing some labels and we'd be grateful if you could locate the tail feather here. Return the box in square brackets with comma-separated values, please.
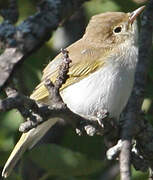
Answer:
[2, 118, 58, 178]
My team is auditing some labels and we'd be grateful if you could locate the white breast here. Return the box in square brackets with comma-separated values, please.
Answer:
[61, 46, 138, 120]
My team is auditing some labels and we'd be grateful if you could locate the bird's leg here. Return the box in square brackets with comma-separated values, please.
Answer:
[81, 110, 109, 136]
[75, 109, 117, 137]
[96, 109, 109, 127]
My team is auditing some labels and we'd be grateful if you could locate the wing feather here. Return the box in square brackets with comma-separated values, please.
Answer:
[30, 39, 107, 101]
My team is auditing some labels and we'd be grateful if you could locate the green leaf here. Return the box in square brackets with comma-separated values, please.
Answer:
[28, 144, 103, 177]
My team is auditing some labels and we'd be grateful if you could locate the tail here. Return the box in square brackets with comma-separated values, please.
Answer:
[2, 118, 58, 178]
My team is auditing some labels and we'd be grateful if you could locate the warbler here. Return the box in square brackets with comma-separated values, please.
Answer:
[2, 6, 145, 178]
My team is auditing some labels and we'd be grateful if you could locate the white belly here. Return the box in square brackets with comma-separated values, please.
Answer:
[61, 61, 135, 120]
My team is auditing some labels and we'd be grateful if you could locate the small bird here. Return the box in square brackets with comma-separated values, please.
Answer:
[2, 6, 145, 178]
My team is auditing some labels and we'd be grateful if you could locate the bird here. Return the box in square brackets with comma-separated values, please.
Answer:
[2, 6, 145, 178]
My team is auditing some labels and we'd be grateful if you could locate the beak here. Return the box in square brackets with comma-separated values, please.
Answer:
[129, 6, 145, 24]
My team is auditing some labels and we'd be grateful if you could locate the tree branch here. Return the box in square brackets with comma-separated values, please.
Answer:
[0, 0, 89, 89]
[119, 1, 153, 180]
[0, 0, 19, 23]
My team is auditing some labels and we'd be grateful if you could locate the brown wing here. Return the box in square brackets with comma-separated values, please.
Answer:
[30, 39, 107, 101]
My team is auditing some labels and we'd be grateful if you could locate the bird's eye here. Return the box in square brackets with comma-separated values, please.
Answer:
[113, 26, 122, 33]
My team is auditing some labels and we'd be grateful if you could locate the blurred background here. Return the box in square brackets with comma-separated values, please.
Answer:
[0, 0, 152, 179]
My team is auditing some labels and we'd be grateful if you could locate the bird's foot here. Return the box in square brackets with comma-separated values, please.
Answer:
[96, 109, 109, 127]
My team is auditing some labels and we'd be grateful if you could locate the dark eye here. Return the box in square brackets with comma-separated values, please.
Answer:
[114, 26, 122, 33]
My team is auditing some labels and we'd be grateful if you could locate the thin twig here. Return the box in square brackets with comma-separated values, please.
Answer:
[44, 48, 72, 105]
